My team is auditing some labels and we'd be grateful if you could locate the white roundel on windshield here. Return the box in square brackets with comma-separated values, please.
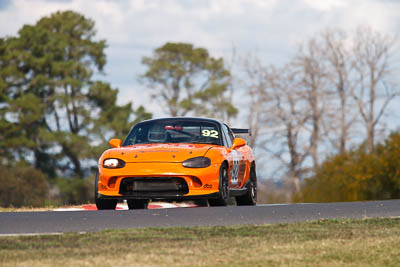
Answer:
[231, 150, 239, 185]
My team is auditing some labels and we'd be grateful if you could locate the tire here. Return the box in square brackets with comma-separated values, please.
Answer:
[209, 163, 229, 206]
[95, 172, 118, 210]
[127, 199, 149, 209]
[236, 165, 257, 206]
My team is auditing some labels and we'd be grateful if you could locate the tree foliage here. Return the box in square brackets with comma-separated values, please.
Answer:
[0, 11, 151, 180]
[141, 42, 237, 120]
[297, 131, 400, 202]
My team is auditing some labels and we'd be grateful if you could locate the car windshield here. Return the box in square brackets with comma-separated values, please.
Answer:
[123, 120, 222, 146]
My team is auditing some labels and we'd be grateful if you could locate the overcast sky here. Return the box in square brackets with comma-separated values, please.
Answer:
[1, 0, 399, 117]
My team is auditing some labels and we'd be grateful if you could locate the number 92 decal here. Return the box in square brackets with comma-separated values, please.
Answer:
[202, 129, 219, 138]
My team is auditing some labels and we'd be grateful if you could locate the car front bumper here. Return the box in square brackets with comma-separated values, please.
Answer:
[97, 162, 221, 199]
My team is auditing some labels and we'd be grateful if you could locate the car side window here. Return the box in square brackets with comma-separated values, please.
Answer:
[221, 127, 230, 147]
[222, 124, 233, 148]
[227, 127, 235, 144]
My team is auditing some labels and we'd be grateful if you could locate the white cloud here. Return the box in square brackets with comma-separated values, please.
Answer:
[1, 0, 399, 113]
[0, 0, 63, 36]
[303, 0, 347, 11]
[343, 0, 398, 33]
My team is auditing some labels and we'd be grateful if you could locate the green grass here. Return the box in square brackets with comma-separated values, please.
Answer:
[1, 218, 400, 266]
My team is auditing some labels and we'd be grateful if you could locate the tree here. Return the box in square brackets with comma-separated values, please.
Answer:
[0, 35, 48, 168]
[240, 26, 398, 198]
[241, 58, 311, 193]
[33, 11, 107, 177]
[319, 29, 356, 154]
[266, 65, 311, 193]
[0, 11, 106, 176]
[141, 42, 237, 120]
[88, 81, 152, 157]
[351, 26, 398, 151]
[0, 10, 152, 178]
[241, 41, 331, 193]
[293, 38, 329, 169]
[241, 55, 270, 149]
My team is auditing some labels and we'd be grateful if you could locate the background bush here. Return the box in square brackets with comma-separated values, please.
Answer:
[296, 132, 400, 202]
[0, 163, 95, 207]
[0, 163, 49, 207]
[53, 175, 94, 205]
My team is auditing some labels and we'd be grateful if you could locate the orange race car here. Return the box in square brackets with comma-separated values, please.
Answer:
[95, 117, 257, 210]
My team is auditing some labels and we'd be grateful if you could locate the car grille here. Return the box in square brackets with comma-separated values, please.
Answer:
[119, 177, 189, 197]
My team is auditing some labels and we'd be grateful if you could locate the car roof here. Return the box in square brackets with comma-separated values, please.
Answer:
[137, 117, 224, 126]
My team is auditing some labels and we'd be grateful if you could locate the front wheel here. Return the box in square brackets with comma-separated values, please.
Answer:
[209, 163, 229, 206]
[127, 199, 149, 209]
[236, 165, 257, 206]
[94, 172, 118, 210]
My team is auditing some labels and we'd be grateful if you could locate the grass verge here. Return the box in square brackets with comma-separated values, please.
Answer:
[1, 218, 400, 266]
[0, 206, 60, 212]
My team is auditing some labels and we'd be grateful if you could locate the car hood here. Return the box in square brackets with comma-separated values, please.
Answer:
[107, 143, 215, 163]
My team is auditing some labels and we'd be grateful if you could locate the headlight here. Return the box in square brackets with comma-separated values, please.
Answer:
[103, 158, 125, 168]
[182, 157, 211, 168]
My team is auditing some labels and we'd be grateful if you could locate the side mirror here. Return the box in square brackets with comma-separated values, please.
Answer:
[230, 137, 246, 150]
[109, 139, 122, 148]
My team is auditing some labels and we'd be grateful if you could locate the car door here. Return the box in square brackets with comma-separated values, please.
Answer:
[222, 124, 245, 188]
[227, 125, 247, 187]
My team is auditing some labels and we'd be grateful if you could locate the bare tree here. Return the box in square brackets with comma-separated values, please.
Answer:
[241, 55, 272, 148]
[321, 29, 357, 154]
[240, 26, 398, 199]
[351, 26, 398, 151]
[267, 65, 311, 192]
[242, 61, 310, 193]
[292, 38, 329, 169]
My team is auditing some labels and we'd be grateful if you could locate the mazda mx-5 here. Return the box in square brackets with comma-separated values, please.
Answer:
[95, 117, 257, 210]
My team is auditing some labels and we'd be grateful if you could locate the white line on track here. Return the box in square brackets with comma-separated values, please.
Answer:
[53, 208, 88, 211]
[0, 231, 89, 237]
[0, 232, 64, 237]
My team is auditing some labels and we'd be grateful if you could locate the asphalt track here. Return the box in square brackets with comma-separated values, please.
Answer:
[1, 199, 399, 235]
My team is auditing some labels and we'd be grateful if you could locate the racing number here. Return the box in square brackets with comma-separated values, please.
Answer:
[231, 150, 240, 185]
[202, 129, 219, 138]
